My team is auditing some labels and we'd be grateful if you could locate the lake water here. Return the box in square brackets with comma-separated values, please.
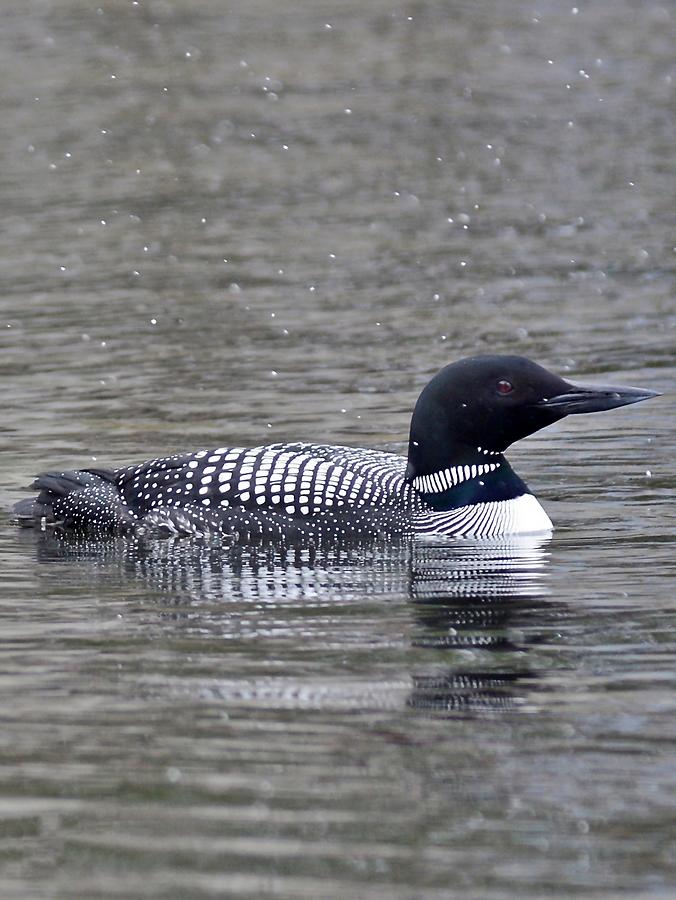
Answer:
[1, 1, 675, 897]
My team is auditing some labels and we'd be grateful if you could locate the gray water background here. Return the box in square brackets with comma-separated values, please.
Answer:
[1, 1, 675, 897]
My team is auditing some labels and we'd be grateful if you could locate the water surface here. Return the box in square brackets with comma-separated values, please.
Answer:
[1, 1, 675, 897]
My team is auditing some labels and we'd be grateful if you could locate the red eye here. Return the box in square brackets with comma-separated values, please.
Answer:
[496, 379, 514, 395]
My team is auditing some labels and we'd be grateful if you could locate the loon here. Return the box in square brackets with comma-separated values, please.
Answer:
[13, 356, 657, 542]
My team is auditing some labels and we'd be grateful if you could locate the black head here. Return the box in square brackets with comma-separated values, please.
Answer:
[407, 355, 659, 478]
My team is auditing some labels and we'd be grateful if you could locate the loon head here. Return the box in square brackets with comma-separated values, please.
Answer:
[406, 354, 659, 479]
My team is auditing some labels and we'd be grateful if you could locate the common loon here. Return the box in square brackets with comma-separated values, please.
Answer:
[13, 356, 658, 542]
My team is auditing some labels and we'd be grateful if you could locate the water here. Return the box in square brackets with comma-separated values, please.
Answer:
[1, 1, 675, 896]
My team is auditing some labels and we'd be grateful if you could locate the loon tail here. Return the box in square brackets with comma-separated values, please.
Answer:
[13, 468, 134, 533]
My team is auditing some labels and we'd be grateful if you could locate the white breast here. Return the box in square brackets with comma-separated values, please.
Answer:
[413, 493, 553, 538]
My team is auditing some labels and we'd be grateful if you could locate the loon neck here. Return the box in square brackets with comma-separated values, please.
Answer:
[405, 438, 530, 512]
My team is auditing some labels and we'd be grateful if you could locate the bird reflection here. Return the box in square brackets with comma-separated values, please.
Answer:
[28, 530, 413, 601]
[406, 537, 555, 715]
[21, 530, 556, 716]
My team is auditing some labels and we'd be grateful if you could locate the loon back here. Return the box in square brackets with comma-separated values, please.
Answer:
[15, 443, 421, 542]
[13, 355, 658, 542]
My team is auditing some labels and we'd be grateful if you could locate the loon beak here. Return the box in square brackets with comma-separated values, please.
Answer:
[538, 381, 661, 415]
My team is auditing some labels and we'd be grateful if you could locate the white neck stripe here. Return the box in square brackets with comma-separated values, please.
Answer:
[412, 461, 501, 495]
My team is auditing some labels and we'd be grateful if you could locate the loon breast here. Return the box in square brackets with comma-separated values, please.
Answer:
[414, 494, 553, 539]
